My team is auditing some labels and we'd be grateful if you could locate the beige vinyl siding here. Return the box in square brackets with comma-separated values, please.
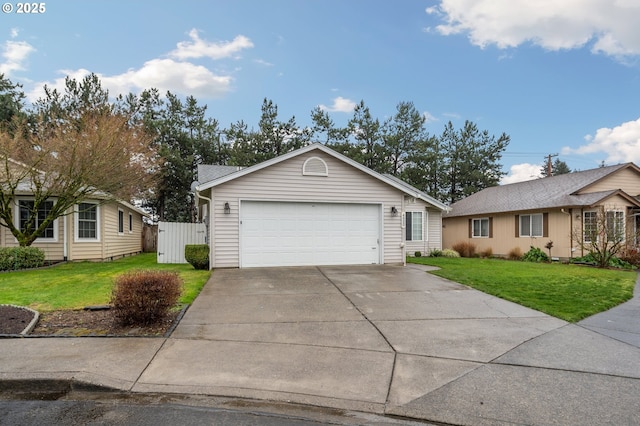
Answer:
[68, 202, 102, 260]
[209, 151, 405, 268]
[579, 167, 640, 195]
[65, 201, 144, 261]
[404, 199, 444, 256]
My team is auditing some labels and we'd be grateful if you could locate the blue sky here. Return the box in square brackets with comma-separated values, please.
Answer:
[2, 0, 640, 183]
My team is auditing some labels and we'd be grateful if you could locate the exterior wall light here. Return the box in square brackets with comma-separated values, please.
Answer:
[391, 206, 398, 216]
[224, 202, 231, 215]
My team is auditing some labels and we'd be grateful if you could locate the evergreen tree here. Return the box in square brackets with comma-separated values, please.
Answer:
[540, 158, 572, 177]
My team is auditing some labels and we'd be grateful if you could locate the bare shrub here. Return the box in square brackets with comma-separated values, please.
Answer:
[451, 241, 476, 258]
[507, 247, 523, 260]
[619, 247, 640, 268]
[479, 247, 493, 258]
[111, 270, 182, 326]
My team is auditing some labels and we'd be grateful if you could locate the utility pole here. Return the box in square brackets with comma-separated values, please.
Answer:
[546, 153, 558, 176]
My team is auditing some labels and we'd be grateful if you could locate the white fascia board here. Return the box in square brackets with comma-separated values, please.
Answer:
[195, 143, 450, 211]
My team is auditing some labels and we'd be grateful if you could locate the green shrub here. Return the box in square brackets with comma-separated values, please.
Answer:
[0, 247, 45, 271]
[429, 249, 442, 257]
[442, 249, 461, 258]
[522, 246, 549, 263]
[184, 244, 209, 270]
[452, 241, 476, 258]
[414, 251, 422, 257]
[571, 253, 635, 269]
[111, 270, 183, 326]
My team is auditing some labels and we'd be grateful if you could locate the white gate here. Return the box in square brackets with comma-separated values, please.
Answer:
[157, 221, 206, 264]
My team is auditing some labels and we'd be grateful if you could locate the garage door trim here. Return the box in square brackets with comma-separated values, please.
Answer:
[238, 199, 384, 268]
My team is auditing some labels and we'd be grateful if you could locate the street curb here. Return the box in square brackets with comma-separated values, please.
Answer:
[0, 378, 120, 395]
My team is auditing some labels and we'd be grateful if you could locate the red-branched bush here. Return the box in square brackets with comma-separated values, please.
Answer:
[452, 241, 476, 258]
[111, 270, 182, 326]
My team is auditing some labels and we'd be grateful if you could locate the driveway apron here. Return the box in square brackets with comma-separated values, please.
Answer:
[134, 265, 640, 425]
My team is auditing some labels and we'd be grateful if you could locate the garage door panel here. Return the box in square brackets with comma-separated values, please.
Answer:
[240, 201, 380, 267]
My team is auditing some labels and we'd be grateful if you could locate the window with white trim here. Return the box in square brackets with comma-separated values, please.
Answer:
[128, 212, 133, 233]
[472, 218, 490, 238]
[606, 210, 624, 242]
[118, 209, 124, 234]
[520, 213, 543, 237]
[405, 211, 424, 241]
[76, 202, 99, 240]
[584, 211, 598, 243]
[18, 200, 55, 240]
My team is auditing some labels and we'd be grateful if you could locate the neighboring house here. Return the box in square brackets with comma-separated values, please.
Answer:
[443, 162, 640, 259]
[193, 143, 449, 268]
[0, 178, 147, 262]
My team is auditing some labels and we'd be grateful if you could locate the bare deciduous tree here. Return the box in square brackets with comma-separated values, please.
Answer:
[0, 112, 156, 246]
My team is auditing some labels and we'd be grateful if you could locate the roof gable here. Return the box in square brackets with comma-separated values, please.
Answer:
[195, 143, 449, 211]
[447, 162, 640, 217]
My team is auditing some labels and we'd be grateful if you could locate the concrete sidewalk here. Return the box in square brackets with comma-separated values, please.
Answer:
[1, 265, 639, 425]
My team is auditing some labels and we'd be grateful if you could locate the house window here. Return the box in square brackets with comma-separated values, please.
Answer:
[118, 209, 124, 234]
[405, 211, 423, 241]
[19, 200, 55, 239]
[606, 210, 624, 242]
[77, 203, 98, 240]
[128, 213, 133, 233]
[584, 211, 598, 243]
[520, 214, 543, 237]
[472, 218, 490, 238]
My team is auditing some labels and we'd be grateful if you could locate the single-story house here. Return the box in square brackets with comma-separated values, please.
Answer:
[1, 172, 147, 262]
[442, 162, 640, 259]
[193, 143, 449, 268]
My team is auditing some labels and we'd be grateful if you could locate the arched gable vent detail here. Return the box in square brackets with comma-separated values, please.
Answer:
[302, 156, 329, 176]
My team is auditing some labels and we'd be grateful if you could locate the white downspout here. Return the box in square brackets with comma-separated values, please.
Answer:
[195, 187, 213, 269]
[63, 211, 68, 261]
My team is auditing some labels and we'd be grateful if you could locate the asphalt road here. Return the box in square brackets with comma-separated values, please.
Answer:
[0, 391, 428, 426]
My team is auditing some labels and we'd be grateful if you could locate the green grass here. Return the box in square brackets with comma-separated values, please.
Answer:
[409, 256, 637, 322]
[0, 253, 210, 311]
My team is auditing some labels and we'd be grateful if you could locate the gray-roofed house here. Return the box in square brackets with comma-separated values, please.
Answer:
[193, 143, 449, 268]
[442, 162, 640, 259]
[0, 160, 148, 262]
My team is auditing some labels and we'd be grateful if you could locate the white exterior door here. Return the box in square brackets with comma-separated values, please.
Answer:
[240, 201, 381, 267]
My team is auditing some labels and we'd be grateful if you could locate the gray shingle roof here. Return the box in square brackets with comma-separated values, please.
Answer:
[446, 163, 637, 217]
[383, 174, 450, 211]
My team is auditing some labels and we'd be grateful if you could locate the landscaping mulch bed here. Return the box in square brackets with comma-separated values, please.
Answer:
[0, 304, 179, 337]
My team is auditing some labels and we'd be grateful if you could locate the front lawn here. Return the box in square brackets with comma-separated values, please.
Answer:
[408, 256, 636, 322]
[0, 253, 210, 311]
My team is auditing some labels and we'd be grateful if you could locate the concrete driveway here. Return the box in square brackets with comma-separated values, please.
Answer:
[2, 264, 638, 424]
[132, 264, 637, 424]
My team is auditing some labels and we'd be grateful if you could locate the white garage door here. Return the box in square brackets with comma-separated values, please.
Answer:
[240, 201, 381, 267]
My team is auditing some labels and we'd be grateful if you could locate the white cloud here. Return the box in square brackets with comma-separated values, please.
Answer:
[0, 39, 36, 75]
[562, 117, 640, 164]
[254, 58, 274, 67]
[169, 29, 253, 60]
[25, 30, 250, 102]
[423, 111, 438, 123]
[501, 163, 542, 184]
[426, 0, 640, 59]
[27, 59, 233, 102]
[319, 96, 357, 113]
